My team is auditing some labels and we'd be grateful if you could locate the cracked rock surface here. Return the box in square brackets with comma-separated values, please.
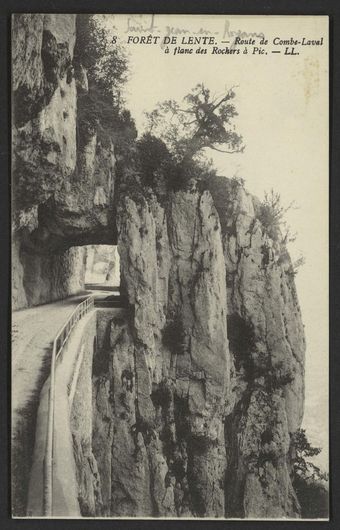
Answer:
[84, 183, 304, 518]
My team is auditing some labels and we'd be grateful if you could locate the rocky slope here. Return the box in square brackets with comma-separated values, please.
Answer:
[12, 14, 305, 518]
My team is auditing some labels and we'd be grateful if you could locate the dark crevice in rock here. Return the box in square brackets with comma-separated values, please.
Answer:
[227, 313, 256, 375]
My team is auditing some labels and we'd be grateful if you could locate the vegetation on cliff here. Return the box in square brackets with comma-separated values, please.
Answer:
[73, 25, 244, 199]
[74, 15, 136, 149]
[291, 429, 329, 518]
[118, 84, 244, 198]
[146, 83, 244, 160]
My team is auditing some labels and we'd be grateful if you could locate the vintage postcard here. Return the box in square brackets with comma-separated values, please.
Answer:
[11, 14, 329, 519]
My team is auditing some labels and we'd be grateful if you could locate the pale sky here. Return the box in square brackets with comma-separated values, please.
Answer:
[101, 15, 329, 469]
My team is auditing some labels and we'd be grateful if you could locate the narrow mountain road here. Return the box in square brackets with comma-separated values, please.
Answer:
[12, 293, 90, 418]
[11, 293, 94, 515]
[12, 288, 122, 414]
[14, 294, 93, 512]
[12, 288, 123, 515]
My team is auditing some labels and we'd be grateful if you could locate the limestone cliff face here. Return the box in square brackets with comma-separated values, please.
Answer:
[12, 14, 78, 214]
[209, 176, 305, 518]
[115, 191, 229, 516]
[12, 243, 85, 309]
[84, 183, 305, 518]
[12, 14, 116, 309]
[85, 191, 229, 517]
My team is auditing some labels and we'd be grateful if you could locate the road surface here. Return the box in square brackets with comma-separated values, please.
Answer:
[12, 293, 93, 514]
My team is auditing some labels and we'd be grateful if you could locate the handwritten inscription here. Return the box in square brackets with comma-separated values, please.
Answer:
[112, 16, 325, 58]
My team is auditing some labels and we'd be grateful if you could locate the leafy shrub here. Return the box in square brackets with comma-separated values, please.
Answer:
[173, 156, 217, 192]
[294, 476, 329, 519]
[135, 133, 176, 190]
[131, 133, 218, 195]
[291, 428, 329, 518]
[257, 189, 295, 242]
[230, 175, 245, 190]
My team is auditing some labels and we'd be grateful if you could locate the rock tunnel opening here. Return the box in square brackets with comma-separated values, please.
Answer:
[84, 244, 120, 290]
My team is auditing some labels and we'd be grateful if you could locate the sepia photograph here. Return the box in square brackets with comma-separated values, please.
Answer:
[11, 13, 329, 520]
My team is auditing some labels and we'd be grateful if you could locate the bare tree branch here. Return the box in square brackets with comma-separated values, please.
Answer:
[211, 85, 239, 112]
